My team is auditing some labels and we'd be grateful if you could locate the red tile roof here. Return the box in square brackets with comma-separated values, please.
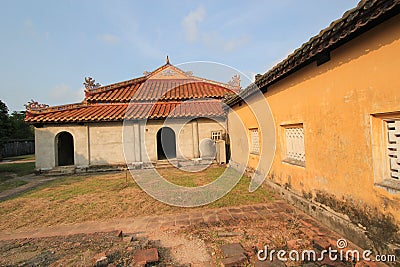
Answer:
[85, 80, 234, 102]
[25, 100, 225, 123]
[25, 62, 237, 124]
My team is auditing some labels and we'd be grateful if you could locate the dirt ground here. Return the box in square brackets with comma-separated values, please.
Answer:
[1, 232, 142, 266]
[0, 206, 383, 267]
[0, 168, 396, 266]
[0, 230, 210, 267]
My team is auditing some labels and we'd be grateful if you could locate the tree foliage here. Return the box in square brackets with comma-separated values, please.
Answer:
[0, 100, 34, 142]
[0, 100, 12, 142]
[10, 111, 34, 140]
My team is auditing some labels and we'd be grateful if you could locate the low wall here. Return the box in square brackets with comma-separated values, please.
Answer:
[1, 140, 34, 158]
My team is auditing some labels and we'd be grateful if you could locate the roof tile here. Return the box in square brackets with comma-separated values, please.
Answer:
[85, 79, 235, 103]
[25, 100, 225, 124]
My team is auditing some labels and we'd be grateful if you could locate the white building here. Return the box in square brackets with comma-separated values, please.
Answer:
[25, 59, 239, 171]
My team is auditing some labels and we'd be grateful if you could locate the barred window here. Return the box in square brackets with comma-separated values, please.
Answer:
[250, 128, 260, 154]
[211, 131, 222, 141]
[284, 125, 305, 164]
[387, 120, 400, 180]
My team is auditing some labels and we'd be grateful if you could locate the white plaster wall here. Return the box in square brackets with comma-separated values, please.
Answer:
[143, 118, 227, 162]
[35, 125, 89, 170]
[143, 120, 192, 161]
[35, 118, 228, 169]
[89, 122, 125, 165]
[197, 118, 226, 141]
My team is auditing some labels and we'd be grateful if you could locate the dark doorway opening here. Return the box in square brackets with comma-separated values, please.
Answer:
[157, 127, 176, 160]
[56, 132, 74, 166]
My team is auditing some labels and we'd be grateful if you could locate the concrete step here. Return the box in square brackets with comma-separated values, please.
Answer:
[44, 166, 76, 176]
[154, 160, 178, 169]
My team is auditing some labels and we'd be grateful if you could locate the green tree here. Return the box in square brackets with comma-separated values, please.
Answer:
[0, 100, 12, 160]
[9, 111, 34, 140]
[0, 100, 12, 141]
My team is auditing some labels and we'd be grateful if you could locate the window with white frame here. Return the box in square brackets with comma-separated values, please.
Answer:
[250, 128, 260, 154]
[284, 125, 305, 164]
[387, 120, 400, 180]
[211, 131, 222, 141]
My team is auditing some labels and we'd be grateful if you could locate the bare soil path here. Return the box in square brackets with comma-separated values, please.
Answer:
[0, 159, 35, 165]
[0, 200, 380, 266]
[0, 174, 61, 201]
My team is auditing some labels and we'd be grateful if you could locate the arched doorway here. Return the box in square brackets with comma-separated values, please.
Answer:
[56, 132, 74, 166]
[157, 127, 176, 160]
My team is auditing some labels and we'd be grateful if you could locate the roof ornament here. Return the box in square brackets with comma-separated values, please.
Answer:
[185, 71, 193, 77]
[24, 99, 49, 111]
[166, 55, 170, 64]
[84, 77, 101, 90]
[228, 74, 241, 89]
[161, 69, 175, 76]
[143, 71, 151, 76]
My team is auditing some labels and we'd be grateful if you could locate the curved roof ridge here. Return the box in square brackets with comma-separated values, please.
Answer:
[226, 0, 400, 107]
[85, 76, 147, 95]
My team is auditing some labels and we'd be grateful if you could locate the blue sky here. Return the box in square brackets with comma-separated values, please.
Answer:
[1, 0, 359, 112]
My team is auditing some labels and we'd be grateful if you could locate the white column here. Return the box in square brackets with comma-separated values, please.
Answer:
[192, 119, 200, 158]
[133, 121, 141, 162]
[122, 121, 135, 163]
[87, 124, 91, 166]
[139, 121, 150, 163]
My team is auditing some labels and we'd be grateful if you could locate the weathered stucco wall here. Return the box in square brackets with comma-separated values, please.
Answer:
[228, 94, 275, 175]
[143, 118, 226, 162]
[228, 15, 400, 249]
[35, 124, 89, 170]
[89, 122, 125, 165]
[35, 118, 227, 169]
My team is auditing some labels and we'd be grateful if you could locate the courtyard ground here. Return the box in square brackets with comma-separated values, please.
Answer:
[0, 166, 272, 231]
[0, 165, 395, 266]
[0, 154, 35, 193]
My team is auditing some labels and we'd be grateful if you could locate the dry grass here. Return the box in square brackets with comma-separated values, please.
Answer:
[158, 166, 223, 187]
[0, 166, 273, 231]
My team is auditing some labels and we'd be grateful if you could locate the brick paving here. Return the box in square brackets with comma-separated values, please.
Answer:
[0, 199, 337, 242]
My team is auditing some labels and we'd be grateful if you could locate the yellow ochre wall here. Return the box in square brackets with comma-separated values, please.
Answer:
[229, 15, 400, 224]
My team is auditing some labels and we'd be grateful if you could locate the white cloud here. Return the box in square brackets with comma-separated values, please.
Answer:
[98, 7, 164, 60]
[24, 19, 49, 40]
[50, 85, 84, 103]
[226, 37, 251, 52]
[182, 6, 206, 42]
[97, 33, 120, 45]
[182, 7, 250, 52]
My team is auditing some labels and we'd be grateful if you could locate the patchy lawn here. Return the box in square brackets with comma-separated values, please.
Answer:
[0, 179, 28, 193]
[0, 162, 35, 182]
[159, 166, 224, 187]
[0, 166, 273, 231]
